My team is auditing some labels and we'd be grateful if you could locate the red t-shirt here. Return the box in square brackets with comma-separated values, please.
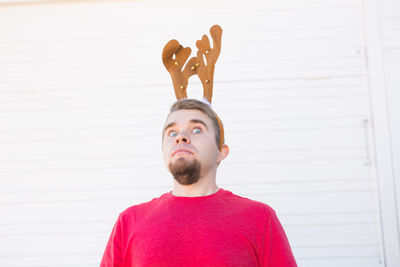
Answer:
[101, 188, 297, 267]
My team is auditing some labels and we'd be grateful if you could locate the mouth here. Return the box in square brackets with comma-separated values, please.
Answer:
[171, 148, 194, 157]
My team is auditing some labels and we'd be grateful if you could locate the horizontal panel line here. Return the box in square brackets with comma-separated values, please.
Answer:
[0, 90, 367, 103]
[0, 115, 367, 133]
[0, 7, 357, 23]
[0, 252, 97, 258]
[0, 157, 369, 173]
[0, 82, 364, 95]
[0, 64, 365, 79]
[0, 230, 105, 237]
[380, 16, 400, 20]
[0, 44, 364, 59]
[0, 99, 367, 115]
[224, 106, 367, 113]
[0, 185, 170, 194]
[0, 93, 367, 105]
[281, 210, 377, 216]
[0, 74, 366, 94]
[0, 220, 110, 226]
[0, 35, 363, 54]
[297, 255, 381, 260]
[0, 112, 368, 122]
[0, 146, 368, 162]
[0, 178, 374, 194]
[0, 264, 93, 267]
[0, 128, 365, 141]
[0, 164, 158, 173]
[0, 53, 364, 67]
[227, 177, 375, 186]
[287, 222, 378, 227]
[0, 189, 377, 205]
[0, 112, 366, 123]
[0, 223, 379, 237]
[0, 120, 365, 136]
[0, 154, 156, 162]
[4, 114, 369, 125]
[230, 114, 366, 122]
[232, 156, 368, 164]
[235, 145, 367, 153]
[0, 24, 362, 45]
[0, 224, 378, 237]
[247, 188, 376, 196]
[295, 243, 379, 249]
[0, 126, 365, 143]
[0, 211, 378, 226]
[382, 45, 400, 49]
[0, 254, 381, 262]
[0, 197, 150, 205]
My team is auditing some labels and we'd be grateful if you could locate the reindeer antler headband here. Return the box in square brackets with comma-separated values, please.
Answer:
[162, 25, 224, 149]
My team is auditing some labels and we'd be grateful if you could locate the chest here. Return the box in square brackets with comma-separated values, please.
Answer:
[123, 210, 262, 267]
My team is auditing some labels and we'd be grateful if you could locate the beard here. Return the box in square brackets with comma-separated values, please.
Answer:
[168, 157, 201, 185]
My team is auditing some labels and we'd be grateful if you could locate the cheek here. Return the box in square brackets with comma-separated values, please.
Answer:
[161, 143, 168, 158]
[162, 142, 170, 153]
[162, 141, 175, 159]
[200, 143, 218, 159]
[162, 150, 170, 167]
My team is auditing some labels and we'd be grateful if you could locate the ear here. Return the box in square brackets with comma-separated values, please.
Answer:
[217, 144, 229, 164]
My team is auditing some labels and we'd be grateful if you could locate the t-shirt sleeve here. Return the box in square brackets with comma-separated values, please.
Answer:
[100, 214, 123, 267]
[262, 209, 297, 267]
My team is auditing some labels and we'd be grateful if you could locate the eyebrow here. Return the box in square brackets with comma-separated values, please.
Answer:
[190, 119, 208, 130]
[163, 122, 176, 134]
[163, 119, 208, 134]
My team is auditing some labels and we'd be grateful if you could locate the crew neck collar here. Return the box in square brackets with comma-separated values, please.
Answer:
[168, 188, 224, 200]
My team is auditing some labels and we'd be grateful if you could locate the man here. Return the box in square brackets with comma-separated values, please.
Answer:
[100, 99, 297, 266]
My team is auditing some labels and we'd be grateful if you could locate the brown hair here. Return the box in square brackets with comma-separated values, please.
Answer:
[165, 99, 224, 149]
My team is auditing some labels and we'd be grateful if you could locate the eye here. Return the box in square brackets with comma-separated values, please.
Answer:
[192, 128, 202, 134]
[168, 131, 178, 137]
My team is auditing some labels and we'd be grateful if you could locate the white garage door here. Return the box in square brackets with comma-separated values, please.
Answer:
[0, 0, 391, 266]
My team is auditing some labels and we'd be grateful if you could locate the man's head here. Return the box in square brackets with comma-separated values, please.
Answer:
[161, 99, 229, 185]
[164, 99, 224, 148]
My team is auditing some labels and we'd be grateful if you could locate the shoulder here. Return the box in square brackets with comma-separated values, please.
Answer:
[221, 189, 277, 218]
[118, 192, 169, 222]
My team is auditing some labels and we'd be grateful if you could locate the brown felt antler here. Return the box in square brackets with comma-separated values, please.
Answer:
[162, 25, 223, 103]
[162, 40, 198, 100]
[196, 25, 223, 103]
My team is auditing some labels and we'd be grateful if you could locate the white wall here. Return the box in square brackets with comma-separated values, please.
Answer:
[378, 0, 400, 240]
[363, 0, 400, 265]
[0, 0, 398, 266]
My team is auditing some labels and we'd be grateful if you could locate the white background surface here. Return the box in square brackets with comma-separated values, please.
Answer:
[0, 0, 399, 266]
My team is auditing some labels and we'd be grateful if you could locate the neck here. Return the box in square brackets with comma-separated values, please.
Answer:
[171, 168, 219, 197]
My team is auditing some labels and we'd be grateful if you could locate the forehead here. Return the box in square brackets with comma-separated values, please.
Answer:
[165, 109, 212, 127]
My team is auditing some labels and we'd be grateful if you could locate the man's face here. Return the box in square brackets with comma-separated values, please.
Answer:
[162, 109, 221, 185]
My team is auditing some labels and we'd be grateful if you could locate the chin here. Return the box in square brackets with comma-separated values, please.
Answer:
[168, 158, 201, 185]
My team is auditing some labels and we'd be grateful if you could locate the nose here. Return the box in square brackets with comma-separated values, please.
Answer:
[175, 132, 190, 145]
